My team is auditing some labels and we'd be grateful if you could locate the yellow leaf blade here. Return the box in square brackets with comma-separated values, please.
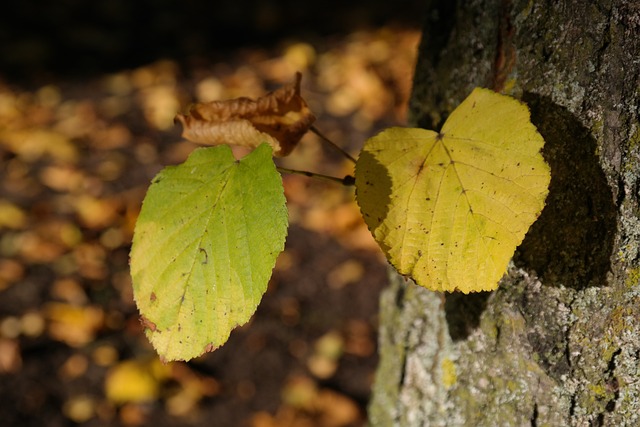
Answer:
[355, 88, 550, 293]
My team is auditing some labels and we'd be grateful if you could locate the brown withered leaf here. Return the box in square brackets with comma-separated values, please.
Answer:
[175, 73, 315, 156]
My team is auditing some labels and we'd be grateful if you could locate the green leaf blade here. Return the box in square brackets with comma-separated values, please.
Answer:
[131, 144, 287, 361]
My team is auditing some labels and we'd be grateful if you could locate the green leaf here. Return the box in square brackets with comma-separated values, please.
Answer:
[130, 144, 288, 361]
[355, 88, 550, 293]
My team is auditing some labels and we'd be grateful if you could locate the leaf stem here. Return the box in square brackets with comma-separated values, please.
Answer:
[276, 166, 355, 186]
[310, 126, 357, 164]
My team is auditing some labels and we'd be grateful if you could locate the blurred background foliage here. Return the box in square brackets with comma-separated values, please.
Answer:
[0, 1, 423, 426]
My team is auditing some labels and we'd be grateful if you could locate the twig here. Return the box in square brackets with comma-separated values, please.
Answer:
[310, 126, 357, 164]
[276, 166, 355, 186]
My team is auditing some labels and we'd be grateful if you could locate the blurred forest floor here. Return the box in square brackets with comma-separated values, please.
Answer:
[0, 2, 422, 426]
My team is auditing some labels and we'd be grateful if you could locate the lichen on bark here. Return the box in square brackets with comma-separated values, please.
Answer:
[368, 0, 640, 425]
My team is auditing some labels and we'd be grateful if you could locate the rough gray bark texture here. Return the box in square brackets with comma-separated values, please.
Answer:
[368, 1, 640, 426]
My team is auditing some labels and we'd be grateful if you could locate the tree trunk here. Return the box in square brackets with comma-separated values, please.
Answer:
[368, 1, 640, 425]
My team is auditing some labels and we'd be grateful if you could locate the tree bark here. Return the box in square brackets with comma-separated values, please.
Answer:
[368, 1, 640, 426]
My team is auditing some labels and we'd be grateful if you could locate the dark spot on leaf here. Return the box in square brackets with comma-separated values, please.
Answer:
[204, 343, 218, 353]
[140, 316, 157, 332]
[150, 292, 157, 302]
[199, 247, 209, 265]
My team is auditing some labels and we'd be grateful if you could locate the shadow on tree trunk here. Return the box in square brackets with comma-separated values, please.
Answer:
[444, 291, 491, 341]
[444, 93, 617, 342]
[516, 93, 617, 290]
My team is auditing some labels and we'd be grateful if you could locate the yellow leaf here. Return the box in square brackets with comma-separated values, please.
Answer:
[0, 129, 78, 163]
[70, 195, 120, 229]
[307, 331, 343, 379]
[355, 88, 550, 293]
[44, 303, 104, 346]
[62, 395, 95, 423]
[105, 359, 170, 403]
[0, 201, 27, 229]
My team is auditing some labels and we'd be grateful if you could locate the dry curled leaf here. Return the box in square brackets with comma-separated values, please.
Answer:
[175, 73, 315, 156]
